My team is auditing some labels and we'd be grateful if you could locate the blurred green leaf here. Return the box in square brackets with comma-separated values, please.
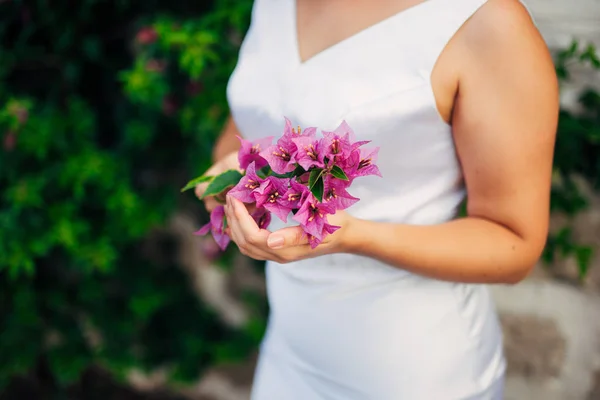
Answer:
[181, 174, 214, 192]
[0, 0, 263, 395]
[201, 169, 243, 198]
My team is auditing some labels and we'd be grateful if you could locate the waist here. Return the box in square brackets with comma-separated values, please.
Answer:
[266, 252, 414, 286]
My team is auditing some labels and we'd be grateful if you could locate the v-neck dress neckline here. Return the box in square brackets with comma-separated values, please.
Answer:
[291, 0, 439, 67]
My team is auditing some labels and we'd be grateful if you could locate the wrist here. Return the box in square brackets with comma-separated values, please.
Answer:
[338, 215, 364, 255]
[213, 149, 238, 165]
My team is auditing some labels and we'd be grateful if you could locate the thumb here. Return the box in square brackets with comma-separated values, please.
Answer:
[267, 226, 307, 249]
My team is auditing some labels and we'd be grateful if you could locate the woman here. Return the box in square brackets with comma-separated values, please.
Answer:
[196, 0, 558, 398]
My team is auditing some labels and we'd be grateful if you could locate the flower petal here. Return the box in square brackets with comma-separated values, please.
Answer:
[194, 222, 211, 236]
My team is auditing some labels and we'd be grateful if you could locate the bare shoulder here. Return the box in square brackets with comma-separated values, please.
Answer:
[454, 0, 559, 117]
[462, 0, 555, 72]
[470, 0, 537, 31]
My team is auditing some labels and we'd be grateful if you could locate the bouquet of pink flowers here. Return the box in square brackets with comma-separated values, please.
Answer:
[181, 118, 381, 250]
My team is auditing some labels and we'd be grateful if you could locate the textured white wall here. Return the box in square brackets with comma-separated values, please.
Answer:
[523, 0, 600, 107]
[524, 0, 600, 48]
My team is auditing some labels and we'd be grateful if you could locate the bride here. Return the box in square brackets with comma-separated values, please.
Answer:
[196, 0, 558, 398]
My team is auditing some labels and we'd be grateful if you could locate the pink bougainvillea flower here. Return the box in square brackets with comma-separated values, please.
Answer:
[331, 120, 369, 148]
[251, 207, 272, 230]
[282, 117, 317, 139]
[345, 147, 383, 179]
[254, 176, 292, 222]
[188, 118, 379, 250]
[323, 176, 359, 210]
[332, 120, 354, 138]
[292, 193, 337, 240]
[321, 129, 355, 162]
[261, 118, 318, 173]
[322, 120, 373, 165]
[292, 135, 326, 170]
[237, 135, 273, 170]
[280, 178, 311, 210]
[296, 171, 311, 185]
[3, 131, 16, 151]
[260, 135, 298, 174]
[200, 236, 222, 261]
[136, 26, 158, 45]
[194, 205, 230, 251]
[307, 223, 340, 249]
[282, 117, 295, 138]
[228, 162, 264, 203]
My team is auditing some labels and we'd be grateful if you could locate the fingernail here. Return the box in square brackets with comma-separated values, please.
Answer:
[267, 235, 284, 249]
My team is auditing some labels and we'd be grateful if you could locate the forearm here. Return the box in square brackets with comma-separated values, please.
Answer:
[344, 217, 544, 284]
[212, 116, 242, 162]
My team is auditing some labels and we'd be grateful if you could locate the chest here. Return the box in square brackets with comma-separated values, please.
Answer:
[296, 0, 428, 64]
[227, 0, 453, 142]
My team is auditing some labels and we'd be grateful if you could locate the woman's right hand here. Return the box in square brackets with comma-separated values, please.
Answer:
[195, 151, 240, 212]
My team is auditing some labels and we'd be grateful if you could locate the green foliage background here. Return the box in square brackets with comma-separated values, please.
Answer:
[0, 0, 599, 397]
[0, 0, 262, 396]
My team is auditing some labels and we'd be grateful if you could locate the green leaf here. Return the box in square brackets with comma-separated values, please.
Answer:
[270, 165, 305, 179]
[291, 164, 306, 177]
[181, 174, 214, 192]
[576, 246, 593, 280]
[201, 170, 243, 199]
[330, 165, 349, 181]
[311, 177, 324, 202]
[256, 166, 270, 179]
[567, 40, 579, 57]
[308, 168, 322, 190]
[309, 168, 324, 202]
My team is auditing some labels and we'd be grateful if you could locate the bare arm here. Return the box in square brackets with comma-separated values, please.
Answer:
[212, 115, 242, 162]
[341, 0, 559, 283]
[196, 116, 243, 208]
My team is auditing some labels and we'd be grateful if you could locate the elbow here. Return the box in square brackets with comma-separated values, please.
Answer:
[500, 247, 543, 285]
[502, 263, 534, 284]
[497, 227, 547, 284]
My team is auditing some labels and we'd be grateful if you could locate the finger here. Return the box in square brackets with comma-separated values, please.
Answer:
[205, 162, 225, 175]
[225, 198, 271, 260]
[230, 196, 262, 237]
[195, 182, 208, 199]
[204, 196, 219, 212]
[229, 195, 275, 254]
[196, 179, 221, 212]
[224, 197, 241, 240]
[215, 191, 228, 204]
[238, 242, 272, 261]
[226, 197, 252, 247]
[246, 203, 257, 214]
[266, 226, 309, 250]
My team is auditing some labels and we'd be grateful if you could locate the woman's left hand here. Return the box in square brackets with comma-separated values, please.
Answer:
[223, 195, 354, 263]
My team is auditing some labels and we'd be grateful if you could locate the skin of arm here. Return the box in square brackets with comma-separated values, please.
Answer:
[212, 115, 242, 162]
[195, 116, 243, 208]
[222, 0, 559, 285]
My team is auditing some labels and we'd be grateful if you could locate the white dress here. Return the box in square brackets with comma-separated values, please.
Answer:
[227, 0, 506, 398]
